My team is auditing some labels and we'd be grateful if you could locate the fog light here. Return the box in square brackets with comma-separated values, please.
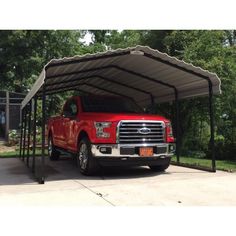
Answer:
[169, 144, 175, 152]
[99, 147, 112, 154]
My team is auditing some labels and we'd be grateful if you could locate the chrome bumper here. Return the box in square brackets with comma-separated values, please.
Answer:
[91, 143, 175, 158]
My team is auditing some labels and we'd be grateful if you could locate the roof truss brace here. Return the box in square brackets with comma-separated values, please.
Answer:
[45, 64, 177, 99]
[80, 82, 134, 100]
[40, 81, 134, 101]
[45, 74, 153, 101]
[45, 87, 94, 96]
[45, 64, 175, 90]
[46, 74, 151, 96]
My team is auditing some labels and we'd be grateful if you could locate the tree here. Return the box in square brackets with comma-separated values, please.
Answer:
[90, 30, 142, 49]
[0, 30, 110, 118]
[162, 30, 236, 159]
[0, 30, 84, 93]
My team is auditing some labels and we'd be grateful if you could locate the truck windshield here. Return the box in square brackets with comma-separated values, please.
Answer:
[81, 96, 144, 113]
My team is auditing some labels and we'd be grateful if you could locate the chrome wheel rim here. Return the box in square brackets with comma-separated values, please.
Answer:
[78, 143, 88, 170]
[48, 138, 52, 156]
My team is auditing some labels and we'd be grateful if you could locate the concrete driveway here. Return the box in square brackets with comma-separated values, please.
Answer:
[0, 157, 236, 206]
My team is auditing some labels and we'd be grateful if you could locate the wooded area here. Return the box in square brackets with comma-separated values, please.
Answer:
[0, 30, 235, 160]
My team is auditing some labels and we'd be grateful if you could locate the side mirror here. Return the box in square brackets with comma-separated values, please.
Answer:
[63, 111, 71, 117]
[63, 112, 77, 120]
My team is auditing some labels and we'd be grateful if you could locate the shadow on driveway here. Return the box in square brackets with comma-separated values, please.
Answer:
[0, 156, 170, 185]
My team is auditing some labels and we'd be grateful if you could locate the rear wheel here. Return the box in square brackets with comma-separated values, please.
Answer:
[48, 135, 60, 161]
[77, 137, 100, 175]
[149, 163, 170, 172]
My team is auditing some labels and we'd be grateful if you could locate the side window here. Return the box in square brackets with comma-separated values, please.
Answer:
[63, 100, 78, 117]
[70, 101, 78, 116]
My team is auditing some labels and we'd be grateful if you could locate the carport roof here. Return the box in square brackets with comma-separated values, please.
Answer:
[21, 45, 221, 108]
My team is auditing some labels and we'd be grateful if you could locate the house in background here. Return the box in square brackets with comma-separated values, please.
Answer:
[0, 91, 25, 142]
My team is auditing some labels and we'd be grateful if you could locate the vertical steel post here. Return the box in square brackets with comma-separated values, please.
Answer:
[22, 105, 28, 161]
[32, 97, 37, 173]
[19, 102, 22, 126]
[19, 108, 24, 159]
[5, 91, 10, 141]
[39, 86, 46, 184]
[208, 81, 216, 172]
[26, 100, 32, 167]
[175, 90, 180, 163]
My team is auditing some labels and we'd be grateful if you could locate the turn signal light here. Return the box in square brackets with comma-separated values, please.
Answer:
[166, 122, 174, 143]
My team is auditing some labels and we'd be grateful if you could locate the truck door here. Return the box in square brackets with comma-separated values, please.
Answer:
[52, 115, 65, 148]
[62, 99, 79, 151]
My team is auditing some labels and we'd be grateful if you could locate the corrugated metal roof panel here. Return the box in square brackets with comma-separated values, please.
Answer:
[21, 45, 221, 108]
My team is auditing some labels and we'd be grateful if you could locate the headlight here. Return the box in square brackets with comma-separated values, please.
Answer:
[166, 122, 173, 137]
[94, 122, 111, 138]
[166, 122, 174, 143]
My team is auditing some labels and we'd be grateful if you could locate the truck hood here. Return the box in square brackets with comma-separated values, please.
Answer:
[80, 112, 169, 123]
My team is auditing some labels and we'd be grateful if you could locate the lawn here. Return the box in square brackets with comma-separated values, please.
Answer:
[171, 156, 236, 172]
[0, 149, 43, 157]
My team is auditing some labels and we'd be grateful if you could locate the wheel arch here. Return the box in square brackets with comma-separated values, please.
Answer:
[77, 130, 90, 145]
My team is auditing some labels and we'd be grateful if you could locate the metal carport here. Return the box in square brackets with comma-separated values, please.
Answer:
[20, 45, 221, 184]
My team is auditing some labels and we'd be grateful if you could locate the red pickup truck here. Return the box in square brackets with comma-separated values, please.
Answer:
[47, 96, 175, 175]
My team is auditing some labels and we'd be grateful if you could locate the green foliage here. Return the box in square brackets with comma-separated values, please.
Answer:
[0, 30, 108, 115]
[138, 30, 236, 160]
[90, 30, 141, 49]
[8, 129, 19, 146]
[0, 30, 107, 90]
[140, 30, 173, 52]
[171, 156, 236, 172]
[0, 30, 83, 93]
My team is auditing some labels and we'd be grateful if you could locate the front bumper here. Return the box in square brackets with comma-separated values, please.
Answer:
[91, 143, 175, 158]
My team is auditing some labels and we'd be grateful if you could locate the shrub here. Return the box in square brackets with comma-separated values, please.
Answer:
[8, 129, 19, 146]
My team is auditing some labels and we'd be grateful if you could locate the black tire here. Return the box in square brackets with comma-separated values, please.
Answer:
[77, 137, 100, 175]
[48, 135, 60, 161]
[149, 163, 170, 172]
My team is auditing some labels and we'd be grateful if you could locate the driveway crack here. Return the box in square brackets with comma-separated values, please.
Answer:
[73, 179, 115, 206]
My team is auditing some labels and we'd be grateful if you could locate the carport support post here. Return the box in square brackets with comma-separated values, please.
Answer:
[39, 85, 46, 184]
[19, 107, 24, 159]
[5, 91, 9, 142]
[32, 96, 37, 173]
[26, 100, 32, 167]
[22, 105, 28, 161]
[209, 82, 216, 172]
[175, 90, 180, 163]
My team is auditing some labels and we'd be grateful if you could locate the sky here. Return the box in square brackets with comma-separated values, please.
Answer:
[80, 32, 93, 45]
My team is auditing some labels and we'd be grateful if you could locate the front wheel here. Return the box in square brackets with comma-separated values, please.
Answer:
[77, 137, 100, 175]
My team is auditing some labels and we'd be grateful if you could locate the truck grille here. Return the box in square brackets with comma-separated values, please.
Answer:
[118, 121, 165, 144]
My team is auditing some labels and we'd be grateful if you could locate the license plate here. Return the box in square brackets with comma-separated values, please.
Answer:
[139, 147, 153, 157]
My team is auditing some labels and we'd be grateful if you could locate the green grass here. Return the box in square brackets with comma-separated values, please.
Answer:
[172, 156, 236, 172]
[0, 149, 43, 158]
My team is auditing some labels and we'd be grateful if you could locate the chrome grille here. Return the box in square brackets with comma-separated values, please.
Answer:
[118, 121, 165, 144]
